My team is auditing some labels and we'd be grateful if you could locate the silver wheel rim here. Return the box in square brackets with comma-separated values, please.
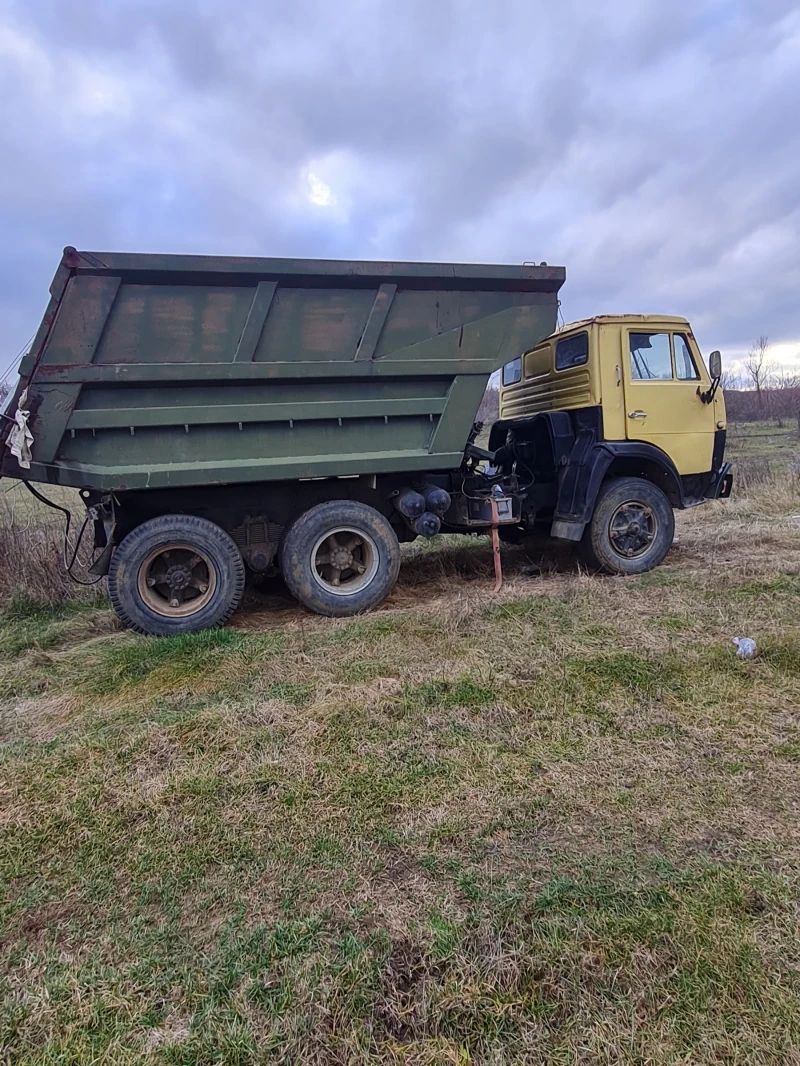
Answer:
[311, 526, 380, 597]
[608, 501, 658, 559]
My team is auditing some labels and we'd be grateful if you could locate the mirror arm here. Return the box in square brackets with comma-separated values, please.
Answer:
[699, 378, 720, 405]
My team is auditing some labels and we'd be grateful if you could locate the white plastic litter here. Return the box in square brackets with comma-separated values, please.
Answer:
[7, 387, 33, 470]
[732, 637, 757, 659]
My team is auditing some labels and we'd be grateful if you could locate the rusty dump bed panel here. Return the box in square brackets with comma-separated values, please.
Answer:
[1, 248, 565, 492]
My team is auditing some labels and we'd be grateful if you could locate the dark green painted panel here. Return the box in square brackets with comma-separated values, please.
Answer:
[427, 376, 489, 455]
[58, 416, 438, 467]
[379, 303, 554, 366]
[64, 247, 566, 290]
[4, 248, 565, 492]
[373, 289, 540, 357]
[23, 450, 467, 491]
[73, 378, 451, 411]
[355, 284, 396, 360]
[68, 396, 447, 430]
[94, 285, 253, 364]
[233, 281, 276, 362]
[27, 384, 82, 463]
[253, 287, 375, 363]
[40, 276, 120, 365]
[34, 303, 554, 384]
[32, 359, 499, 383]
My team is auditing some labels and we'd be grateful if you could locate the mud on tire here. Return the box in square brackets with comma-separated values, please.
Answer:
[580, 476, 675, 575]
[280, 500, 400, 617]
[108, 514, 245, 636]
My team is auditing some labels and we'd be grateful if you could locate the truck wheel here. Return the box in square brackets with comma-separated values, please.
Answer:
[580, 477, 674, 575]
[280, 500, 400, 617]
[108, 515, 245, 636]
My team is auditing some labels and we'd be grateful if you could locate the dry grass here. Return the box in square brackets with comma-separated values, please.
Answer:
[0, 481, 101, 608]
[2, 443, 800, 1063]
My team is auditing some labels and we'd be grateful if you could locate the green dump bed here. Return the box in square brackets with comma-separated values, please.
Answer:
[2, 248, 565, 491]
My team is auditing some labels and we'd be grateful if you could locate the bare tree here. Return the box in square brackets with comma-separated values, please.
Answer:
[743, 336, 777, 413]
[769, 365, 800, 428]
[719, 368, 742, 391]
[772, 366, 800, 391]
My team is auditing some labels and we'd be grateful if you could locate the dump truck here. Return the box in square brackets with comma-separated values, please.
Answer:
[1, 248, 732, 635]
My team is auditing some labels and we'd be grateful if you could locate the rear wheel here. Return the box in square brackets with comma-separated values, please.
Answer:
[280, 500, 400, 616]
[580, 477, 674, 575]
[108, 515, 245, 635]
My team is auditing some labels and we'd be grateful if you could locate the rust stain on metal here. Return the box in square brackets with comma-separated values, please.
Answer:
[63, 246, 109, 270]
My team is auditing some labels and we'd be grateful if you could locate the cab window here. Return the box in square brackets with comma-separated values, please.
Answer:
[555, 331, 588, 371]
[630, 333, 672, 380]
[502, 356, 522, 386]
[673, 333, 700, 380]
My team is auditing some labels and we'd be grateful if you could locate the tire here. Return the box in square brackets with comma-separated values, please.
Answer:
[108, 514, 245, 636]
[280, 500, 401, 617]
[580, 477, 674, 575]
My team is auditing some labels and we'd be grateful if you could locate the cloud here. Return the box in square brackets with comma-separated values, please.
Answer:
[306, 172, 336, 209]
[0, 0, 798, 381]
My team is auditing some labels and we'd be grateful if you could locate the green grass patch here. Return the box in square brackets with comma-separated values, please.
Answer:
[564, 650, 686, 699]
[0, 594, 107, 657]
[75, 628, 287, 700]
[405, 675, 498, 710]
[631, 569, 682, 588]
[264, 681, 312, 706]
[490, 593, 577, 627]
[3, 854, 795, 1063]
[338, 657, 392, 683]
[758, 638, 800, 674]
[324, 616, 404, 645]
[734, 574, 800, 599]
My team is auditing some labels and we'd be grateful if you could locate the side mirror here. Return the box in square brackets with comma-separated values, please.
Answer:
[709, 350, 722, 380]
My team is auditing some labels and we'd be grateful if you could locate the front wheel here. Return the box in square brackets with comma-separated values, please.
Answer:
[108, 515, 245, 635]
[580, 477, 674, 575]
[280, 500, 400, 616]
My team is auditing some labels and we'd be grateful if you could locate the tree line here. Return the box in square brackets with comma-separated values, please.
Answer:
[722, 336, 800, 425]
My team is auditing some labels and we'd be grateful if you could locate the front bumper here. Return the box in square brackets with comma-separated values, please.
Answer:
[705, 462, 733, 499]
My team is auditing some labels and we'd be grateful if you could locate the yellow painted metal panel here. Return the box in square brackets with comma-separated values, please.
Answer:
[621, 324, 717, 474]
[499, 326, 600, 420]
[499, 314, 719, 478]
[596, 321, 626, 440]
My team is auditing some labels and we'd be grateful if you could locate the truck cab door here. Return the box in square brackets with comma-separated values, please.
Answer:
[622, 329, 714, 475]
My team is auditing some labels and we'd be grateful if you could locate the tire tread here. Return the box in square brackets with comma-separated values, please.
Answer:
[580, 476, 674, 575]
[281, 500, 400, 617]
[108, 514, 245, 636]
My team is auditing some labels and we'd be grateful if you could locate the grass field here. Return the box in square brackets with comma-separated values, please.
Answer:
[2, 433, 800, 1063]
[726, 421, 800, 491]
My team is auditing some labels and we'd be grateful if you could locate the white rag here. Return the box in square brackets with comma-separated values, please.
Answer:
[7, 388, 33, 469]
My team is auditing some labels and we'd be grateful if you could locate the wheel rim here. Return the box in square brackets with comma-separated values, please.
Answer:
[137, 543, 217, 618]
[608, 501, 658, 559]
[311, 527, 379, 597]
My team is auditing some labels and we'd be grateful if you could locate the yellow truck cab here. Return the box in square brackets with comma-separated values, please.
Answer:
[492, 315, 732, 574]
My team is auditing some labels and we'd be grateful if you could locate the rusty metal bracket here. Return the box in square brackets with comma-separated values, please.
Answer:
[489, 496, 503, 593]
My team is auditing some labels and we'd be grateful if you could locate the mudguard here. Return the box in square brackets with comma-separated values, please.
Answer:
[552, 441, 685, 542]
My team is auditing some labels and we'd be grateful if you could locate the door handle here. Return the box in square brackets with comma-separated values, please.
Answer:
[628, 410, 648, 419]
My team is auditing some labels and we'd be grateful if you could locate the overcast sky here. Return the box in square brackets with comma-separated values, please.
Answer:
[1, 0, 799, 378]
